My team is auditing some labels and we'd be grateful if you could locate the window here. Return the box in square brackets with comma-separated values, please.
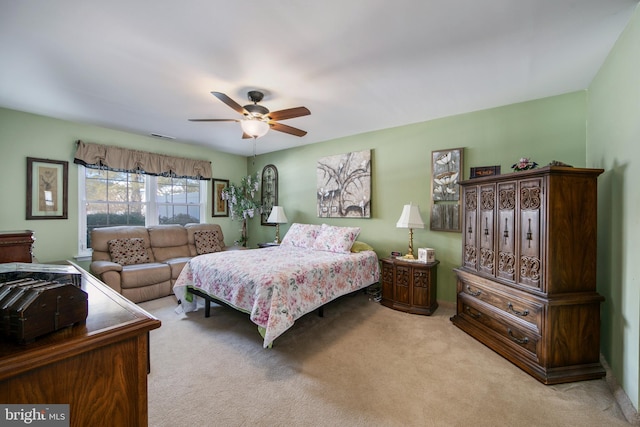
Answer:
[78, 167, 206, 256]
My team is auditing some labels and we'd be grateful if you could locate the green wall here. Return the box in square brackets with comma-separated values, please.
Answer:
[249, 92, 588, 302]
[0, 107, 248, 266]
[587, 5, 640, 412]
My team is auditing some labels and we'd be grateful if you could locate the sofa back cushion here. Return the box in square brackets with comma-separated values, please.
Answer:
[185, 223, 225, 256]
[91, 226, 154, 263]
[148, 225, 190, 262]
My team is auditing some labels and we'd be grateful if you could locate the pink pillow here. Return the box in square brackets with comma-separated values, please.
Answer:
[312, 224, 361, 253]
[280, 223, 322, 248]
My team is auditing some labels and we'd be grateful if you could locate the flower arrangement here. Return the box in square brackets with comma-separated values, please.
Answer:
[511, 157, 538, 172]
[221, 173, 261, 246]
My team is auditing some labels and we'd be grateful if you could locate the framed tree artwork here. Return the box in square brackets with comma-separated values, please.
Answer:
[430, 147, 463, 232]
[317, 150, 371, 218]
[26, 157, 68, 220]
[212, 178, 229, 217]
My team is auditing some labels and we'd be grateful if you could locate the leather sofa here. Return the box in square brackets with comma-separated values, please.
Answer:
[90, 223, 230, 303]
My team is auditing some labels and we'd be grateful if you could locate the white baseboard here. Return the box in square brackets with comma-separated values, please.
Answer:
[602, 355, 639, 425]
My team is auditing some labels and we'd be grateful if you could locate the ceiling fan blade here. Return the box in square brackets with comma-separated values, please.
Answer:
[269, 122, 308, 137]
[211, 92, 247, 115]
[188, 118, 239, 122]
[267, 106, 311, 121]
[242, 132, 253, 139]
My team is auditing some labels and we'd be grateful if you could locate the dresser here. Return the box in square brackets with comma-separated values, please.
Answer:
[381, 257, 439, 315]
[450, 166, 605, 384]
[0, 262, 161, 426]
[0, 230, 35, 263]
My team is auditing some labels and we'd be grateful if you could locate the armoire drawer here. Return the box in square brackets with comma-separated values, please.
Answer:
[459, 296, 540, 360]
[459, 279, 543, 330]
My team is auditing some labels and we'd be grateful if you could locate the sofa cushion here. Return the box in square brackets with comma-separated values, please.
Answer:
[185, 223, 226, 256]
[120, 263, 171, 289]
[108, 238, 150, 266]
[194, 230, 223, 254]
[91, 226, 153, 263]
[148, 225, 190, 262]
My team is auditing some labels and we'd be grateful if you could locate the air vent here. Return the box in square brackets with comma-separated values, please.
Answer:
[150, 133, 175, 140]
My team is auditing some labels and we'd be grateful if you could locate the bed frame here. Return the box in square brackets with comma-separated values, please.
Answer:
[186, 286, 326, 318]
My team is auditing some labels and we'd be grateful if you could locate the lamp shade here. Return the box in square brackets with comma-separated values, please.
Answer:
[241, 119, 269, 138]
[396, 203, 425, 229]
[267, 206, 288, 224]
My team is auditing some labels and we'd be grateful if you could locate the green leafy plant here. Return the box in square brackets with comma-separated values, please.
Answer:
[221, 173, 261, 246]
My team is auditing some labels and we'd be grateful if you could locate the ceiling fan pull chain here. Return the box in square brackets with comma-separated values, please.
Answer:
[252, 137, 257, 165]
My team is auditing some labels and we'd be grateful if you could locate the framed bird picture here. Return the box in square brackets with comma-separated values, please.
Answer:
[430, 148, 463, 232]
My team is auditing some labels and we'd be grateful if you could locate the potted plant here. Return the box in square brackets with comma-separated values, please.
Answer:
[221, 173, 261, 246]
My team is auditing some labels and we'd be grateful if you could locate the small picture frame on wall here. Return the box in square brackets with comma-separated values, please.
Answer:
[212, 178, 229, 217]
[26, 157, 68, 220]
[470, 165, 501, 179]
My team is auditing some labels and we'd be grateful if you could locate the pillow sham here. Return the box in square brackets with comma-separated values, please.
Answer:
[350, 241, 374, 253]
[194, 230, 223, 255]
[280, 223, 322, 248]
[108, 238, 150, 266]
[313, 224, 361, 253]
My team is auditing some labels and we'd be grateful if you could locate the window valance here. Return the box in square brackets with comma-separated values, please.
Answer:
[73, 140, 212, 180]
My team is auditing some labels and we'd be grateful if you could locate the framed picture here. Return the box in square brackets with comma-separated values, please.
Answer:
[26, 157, 68, 220]
[430, 147, 463, 232]
[316, 149, 371, 218]
[212, 178, 229, 217]
[261, 164, 278, 226]
[470, 165, 501, 179]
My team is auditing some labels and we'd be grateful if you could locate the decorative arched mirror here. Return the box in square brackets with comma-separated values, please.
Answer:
[261, 164, 278, 225]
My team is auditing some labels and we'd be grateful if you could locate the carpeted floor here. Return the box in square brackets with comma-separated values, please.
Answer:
[141, 292, 630, 427]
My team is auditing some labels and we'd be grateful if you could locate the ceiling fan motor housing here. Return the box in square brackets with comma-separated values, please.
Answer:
[244, 103, 269, 117]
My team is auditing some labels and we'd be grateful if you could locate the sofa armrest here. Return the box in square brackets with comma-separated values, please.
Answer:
[90, 260, 124, 294]
[90, 260, 123, 275]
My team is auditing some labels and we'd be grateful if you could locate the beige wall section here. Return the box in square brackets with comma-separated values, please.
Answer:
[248, 91, 588, 302]
[588, 4, 640, 413]
[0, 107, 248, 264]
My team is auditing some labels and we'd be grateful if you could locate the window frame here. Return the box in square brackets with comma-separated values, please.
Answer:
[77, 166, 207, 258]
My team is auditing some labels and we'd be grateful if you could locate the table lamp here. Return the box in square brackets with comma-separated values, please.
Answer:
[396, 203, 425, 259]
[267, 206, 288, 244]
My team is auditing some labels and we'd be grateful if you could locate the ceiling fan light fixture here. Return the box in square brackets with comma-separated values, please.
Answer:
[241, 118, 270, 139]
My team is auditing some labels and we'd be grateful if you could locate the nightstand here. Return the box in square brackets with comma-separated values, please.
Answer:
[380, 257, 439, 315]
[257, 242, 280, 248]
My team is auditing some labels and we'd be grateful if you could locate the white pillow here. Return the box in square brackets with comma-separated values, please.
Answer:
[312, 224, 361, 253]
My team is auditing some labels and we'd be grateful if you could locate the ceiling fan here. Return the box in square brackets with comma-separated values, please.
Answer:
[189, 91, 310, 139]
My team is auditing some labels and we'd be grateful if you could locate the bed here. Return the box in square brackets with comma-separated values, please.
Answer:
[173, 223, 380, 347]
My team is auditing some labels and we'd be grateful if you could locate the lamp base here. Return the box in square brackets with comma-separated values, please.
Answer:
[402, 253, 416, 260]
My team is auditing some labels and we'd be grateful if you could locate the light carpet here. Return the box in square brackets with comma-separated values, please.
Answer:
[141, 292, 629, 427]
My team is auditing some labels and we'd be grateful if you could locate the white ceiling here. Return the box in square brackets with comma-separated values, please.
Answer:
[0, 1, 637, 156]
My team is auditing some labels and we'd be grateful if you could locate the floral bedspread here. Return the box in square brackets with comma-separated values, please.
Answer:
[173, 246, 380, 347]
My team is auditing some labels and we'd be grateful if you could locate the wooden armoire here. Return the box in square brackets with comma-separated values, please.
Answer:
[450, 165, 605, 384]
